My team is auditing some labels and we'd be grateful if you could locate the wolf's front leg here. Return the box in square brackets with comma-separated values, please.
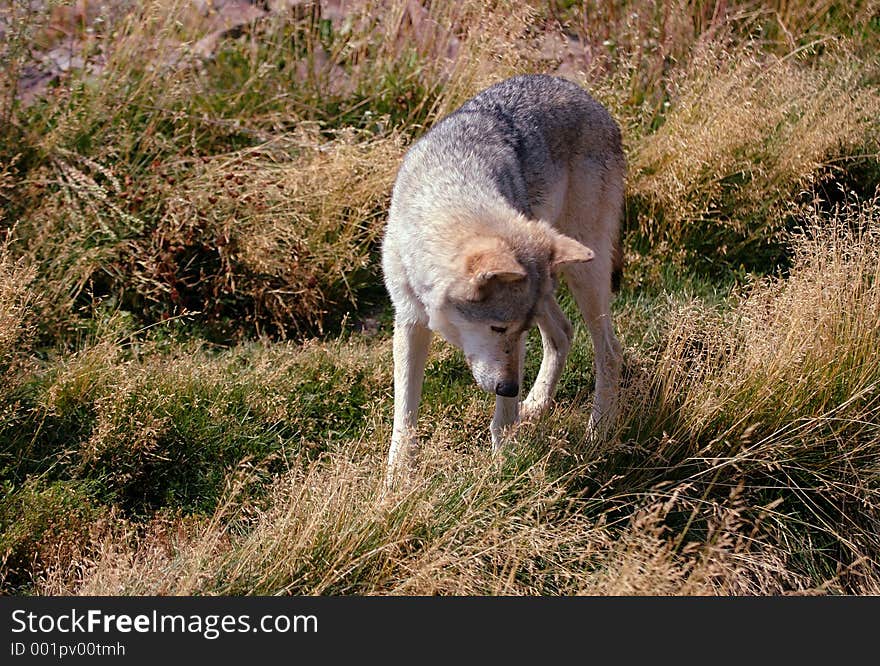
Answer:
[385, 318, 432, 491]
[491, 395, 520, 452]
[491, 333, 525, 452]
[521, 297, 572, 421]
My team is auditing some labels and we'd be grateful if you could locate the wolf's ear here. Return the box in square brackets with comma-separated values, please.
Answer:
[551, 232, 595, 271]
[455, 238, 526, 301]
[467, 246, 526, 284]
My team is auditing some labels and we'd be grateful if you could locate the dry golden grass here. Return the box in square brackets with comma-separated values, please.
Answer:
[30, 443, 794, 596]
[26, 200, 880, 596]
[629, 43, 880, 268]
[154, 129, 405, 334]
[648, 198, 880, 435]
[0, 239, 36, 369]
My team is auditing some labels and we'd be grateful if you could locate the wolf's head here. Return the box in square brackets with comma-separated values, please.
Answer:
[429, 220, 594, 397]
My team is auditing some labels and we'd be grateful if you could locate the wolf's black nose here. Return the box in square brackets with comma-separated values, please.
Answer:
[495, 380, 519, 397]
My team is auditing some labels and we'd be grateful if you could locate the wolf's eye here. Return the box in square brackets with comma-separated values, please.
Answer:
[490, 325, 508, 334]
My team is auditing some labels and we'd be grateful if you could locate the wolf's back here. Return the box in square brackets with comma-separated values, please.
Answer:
[392, 75, 622, 223]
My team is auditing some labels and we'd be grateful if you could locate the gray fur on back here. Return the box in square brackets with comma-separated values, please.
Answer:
[390, 74, 622, 221]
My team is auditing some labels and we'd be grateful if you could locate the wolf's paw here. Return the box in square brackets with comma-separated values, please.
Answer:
[520, 398, 550, 423]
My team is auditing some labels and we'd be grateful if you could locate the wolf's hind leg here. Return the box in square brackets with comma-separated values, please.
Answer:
[564, 258, 622, 436]
[559, 153, 624, 436]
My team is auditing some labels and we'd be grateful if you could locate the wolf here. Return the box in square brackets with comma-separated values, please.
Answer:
[382, 74, 624, 488]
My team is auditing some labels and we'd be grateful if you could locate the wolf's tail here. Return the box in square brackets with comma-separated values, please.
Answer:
[611, 225, 623, 293]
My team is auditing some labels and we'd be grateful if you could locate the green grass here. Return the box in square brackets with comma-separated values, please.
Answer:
[1, 0, 879, 595]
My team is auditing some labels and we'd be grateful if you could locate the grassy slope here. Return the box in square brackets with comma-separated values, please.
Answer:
[0, 0, 879, 594]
